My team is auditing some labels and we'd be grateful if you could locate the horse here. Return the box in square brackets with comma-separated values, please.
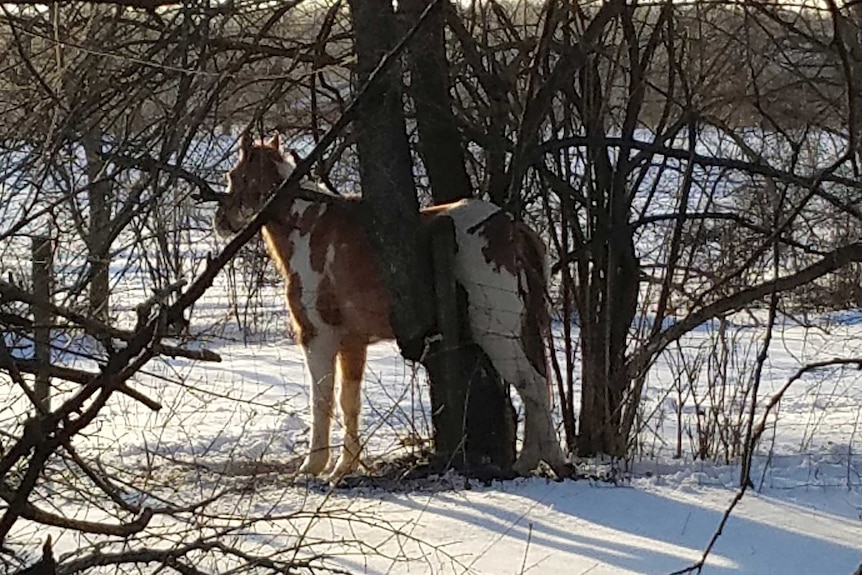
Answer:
[214, 134, 566, 480]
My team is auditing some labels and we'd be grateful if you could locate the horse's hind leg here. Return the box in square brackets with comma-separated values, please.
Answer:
[477, 335, 566, 475]
[330, 339, 366, 479]
[299, 333, 339, 475]
[512, 366, 567, 476]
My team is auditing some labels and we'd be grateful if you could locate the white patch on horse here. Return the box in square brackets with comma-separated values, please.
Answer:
[324, 244, 335, 270]
[443, 200, 565, 474]
[445, 201, 524, 377]
[288, 200, 306, 224]
[285, 201, 339, 475]
[308, 180, 339, 197]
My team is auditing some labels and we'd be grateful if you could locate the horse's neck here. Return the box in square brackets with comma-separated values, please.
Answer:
[272, 196, 315, 227]
[300, 177, 339, 197]
[264, 171, 354, 242]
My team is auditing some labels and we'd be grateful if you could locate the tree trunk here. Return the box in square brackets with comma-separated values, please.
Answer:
[576, 224, 638, 457]
[31, 235, 52, 413]
[83, 132, 112, 323]
[574, 57, 639, 458]
[425, 217, 515, 471]
[404, 0, 514, 469]
[401, 0, 471, 204]
[347, 0, 514, 472]
[347, 0, 434, 360]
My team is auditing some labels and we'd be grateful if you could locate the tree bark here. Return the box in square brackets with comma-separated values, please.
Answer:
[31, 236, 53, 413]
[402, 0, 471, 204]
[574, 55, 640, 458]
[347, 0, 515, 472]
[576, 223, 638, 457]
[83, 132, 112, 324]
[426, 217, 516, 471]
[347, 0, 435, 360]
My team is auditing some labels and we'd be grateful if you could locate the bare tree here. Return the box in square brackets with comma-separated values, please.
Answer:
[442, 0, 862, 459]
[3, 0, 862, 570]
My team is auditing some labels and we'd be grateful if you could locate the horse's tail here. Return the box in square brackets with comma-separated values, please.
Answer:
[515, 220, 551, 381]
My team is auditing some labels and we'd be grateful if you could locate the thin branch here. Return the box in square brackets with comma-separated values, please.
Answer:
[538, 135, 862, 219]
[0, 0, 179, 8]
[0, 484, 153, 537]
[670, 357, 862, 574]
[0, 280, 220, 363]
[107, 152, 224, 203]
[628, 241, 862, 378]
[0, 354, 161, 411]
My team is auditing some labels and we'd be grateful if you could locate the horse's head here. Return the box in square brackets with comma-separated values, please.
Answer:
[214, 133, 297, 237]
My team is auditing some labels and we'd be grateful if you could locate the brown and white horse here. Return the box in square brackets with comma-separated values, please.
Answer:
[214, 135, 566, 479]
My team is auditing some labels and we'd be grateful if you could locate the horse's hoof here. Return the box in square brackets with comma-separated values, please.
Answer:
[546, 455, 570, 479]
[512, 453, 540, 476]
[328, 456, 360, 482]
[299, 452, 329, 476]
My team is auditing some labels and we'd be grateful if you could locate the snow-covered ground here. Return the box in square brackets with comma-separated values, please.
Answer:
[3, 224, 862, 573]
[10, 308, 858, 575]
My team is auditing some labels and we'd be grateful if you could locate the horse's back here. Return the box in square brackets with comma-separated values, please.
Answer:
[425, 199, 549, 381]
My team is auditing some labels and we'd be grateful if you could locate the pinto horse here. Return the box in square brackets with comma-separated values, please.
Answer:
[214, 135, 566, 479]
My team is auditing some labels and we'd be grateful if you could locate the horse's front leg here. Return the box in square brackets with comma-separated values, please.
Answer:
[299, 334, 339, 476]
[330, 339, 367, 480]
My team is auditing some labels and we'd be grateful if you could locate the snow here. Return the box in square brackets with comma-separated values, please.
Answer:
[3, 266, 862, 573]
[6, 310, 854, 575]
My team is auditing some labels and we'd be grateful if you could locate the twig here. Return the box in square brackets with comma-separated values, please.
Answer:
[739, 282, 779, 488]
[13, 536, 53, 575]
[669, 356, 862, 575]
[538, 135, 862, 207]
[0, 484, 153, 536]
[628, 241, 862, 380]
[134, 279, 188, 329]
[0, 280, 220, 364]
[0, 354, 162, 411]
[519, 522, 534, 575]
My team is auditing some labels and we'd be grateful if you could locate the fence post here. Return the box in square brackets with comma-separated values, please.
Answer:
[427, 216, 465, 462]
[32, 235, 53, 412]
[425, 217, 516, 473]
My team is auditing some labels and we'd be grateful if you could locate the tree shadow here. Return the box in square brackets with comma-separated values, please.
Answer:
[373, 479, 862, 574]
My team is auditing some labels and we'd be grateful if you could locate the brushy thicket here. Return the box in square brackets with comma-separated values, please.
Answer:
[2, 0, 862, 572]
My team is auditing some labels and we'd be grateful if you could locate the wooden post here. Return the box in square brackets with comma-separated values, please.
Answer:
[31, 235, 53, 412]
[426, 217, 516, 474]
[428, 216, 465, 462]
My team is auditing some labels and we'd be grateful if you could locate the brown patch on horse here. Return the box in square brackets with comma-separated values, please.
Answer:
[515, 222, 550, 378]
[321, 205, 395, 342]
[296, 202, 321, 237]
[316, 275, 343, 326]
[310, 206, 344, 273]
[287, 271, 316, 346]
[337, 336, 367, 382]
[475, 211, 518, 274]
[274, 201, 362, 275]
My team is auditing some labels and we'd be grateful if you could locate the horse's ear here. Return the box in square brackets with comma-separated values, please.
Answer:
[268, 133, 280, 150]
[239, 132, 254, 159]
